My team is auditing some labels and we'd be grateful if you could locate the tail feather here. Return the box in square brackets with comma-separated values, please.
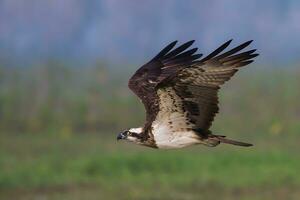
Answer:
[210, 135, 253, 147]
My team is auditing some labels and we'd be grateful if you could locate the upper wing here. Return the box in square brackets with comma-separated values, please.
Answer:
[128, 41, 202, 127]
[163, 40, 259, 130]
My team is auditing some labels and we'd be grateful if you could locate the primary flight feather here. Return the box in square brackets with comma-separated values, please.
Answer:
[117, 39, 259, 149]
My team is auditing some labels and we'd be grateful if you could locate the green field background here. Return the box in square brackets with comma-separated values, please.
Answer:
[1, 65, 300, 199]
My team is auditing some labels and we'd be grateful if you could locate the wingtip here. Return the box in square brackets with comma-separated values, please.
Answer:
[186, 40, 196, 46]
[224, 39, 233, 47]
[225, 39, 233, 45]
[244, 40, 254, 46]
[167, 40, 178, 48]
[192, 53, 203, 60]
[230, 39, 253, 49]
[170, 40, 178, 45]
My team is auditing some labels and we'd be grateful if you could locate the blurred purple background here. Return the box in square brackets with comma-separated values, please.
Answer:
[0, 0, 299, 66]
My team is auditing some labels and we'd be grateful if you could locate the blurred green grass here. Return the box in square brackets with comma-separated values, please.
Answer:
[0, 65, 300, 199]
[0, 132, 300, 200]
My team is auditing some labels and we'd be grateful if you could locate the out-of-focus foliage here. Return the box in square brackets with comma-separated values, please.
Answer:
[1, 133, 300, 200]
[1, 63, 300, 199]
[1, 63, 299, 136]
[0, 62, 144, 133]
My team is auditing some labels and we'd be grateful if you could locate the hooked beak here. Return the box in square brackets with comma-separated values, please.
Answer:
[117, 132, 126, 140]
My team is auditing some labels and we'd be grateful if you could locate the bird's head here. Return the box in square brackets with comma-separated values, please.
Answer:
[117, 127, 143, 143]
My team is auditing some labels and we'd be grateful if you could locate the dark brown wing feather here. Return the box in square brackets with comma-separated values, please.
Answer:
[128, 41, 202, 133]
[128, 39, 258, 139]
[170, 40, 259, 130]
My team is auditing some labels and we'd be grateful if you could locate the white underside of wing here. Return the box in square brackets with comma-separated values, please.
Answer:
[152, 87, 200, 149]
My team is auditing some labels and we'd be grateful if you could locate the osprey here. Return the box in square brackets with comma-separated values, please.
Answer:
[117, 39, 258, 149]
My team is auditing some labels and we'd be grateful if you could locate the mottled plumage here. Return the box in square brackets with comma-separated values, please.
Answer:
[118, 39, 258, 149]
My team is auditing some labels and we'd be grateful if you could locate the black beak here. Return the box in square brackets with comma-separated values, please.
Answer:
[117, 132, 126, 140]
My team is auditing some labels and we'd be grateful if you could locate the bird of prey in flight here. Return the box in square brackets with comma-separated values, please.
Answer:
[117, 39, 258, 149]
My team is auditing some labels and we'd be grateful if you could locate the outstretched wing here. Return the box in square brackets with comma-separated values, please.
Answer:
[128, 41, 202, 130]
[154, 40, 258, 135]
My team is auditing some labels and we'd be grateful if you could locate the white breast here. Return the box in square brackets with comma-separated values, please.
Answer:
[152, 123, 200, 149]
[151, 87, 200, 149]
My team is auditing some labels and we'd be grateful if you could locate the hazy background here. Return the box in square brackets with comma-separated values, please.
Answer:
[0, 1, 300, 200]
[1, 0, 300, 66]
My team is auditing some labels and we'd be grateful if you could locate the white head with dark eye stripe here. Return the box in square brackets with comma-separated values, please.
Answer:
[117, 127, 143, 143]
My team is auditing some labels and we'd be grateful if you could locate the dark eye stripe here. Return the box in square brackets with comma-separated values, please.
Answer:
[130, 132, 142, 139]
